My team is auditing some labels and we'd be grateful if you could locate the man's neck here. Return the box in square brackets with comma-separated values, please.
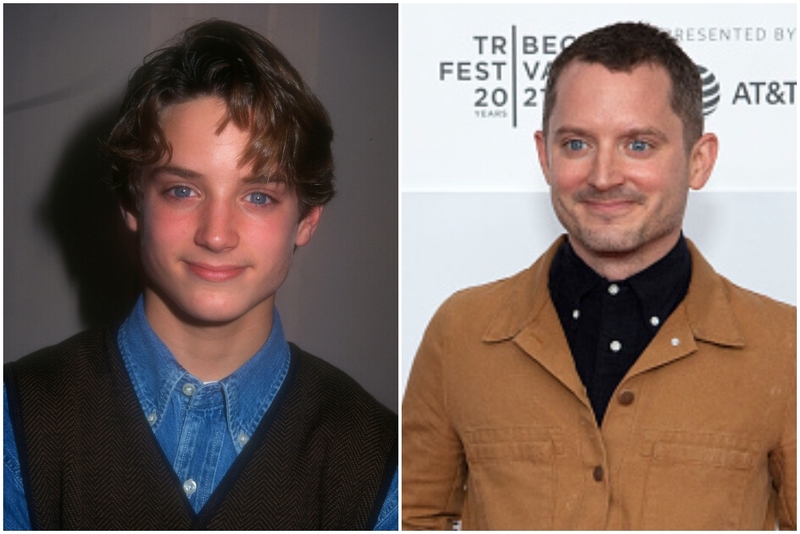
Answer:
[142, 291, 274, 382]
[568, 231, 682, 281]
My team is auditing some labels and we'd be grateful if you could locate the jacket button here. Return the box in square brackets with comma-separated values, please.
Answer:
[593, 465, 604, 482]
[618, 390, 635, 405]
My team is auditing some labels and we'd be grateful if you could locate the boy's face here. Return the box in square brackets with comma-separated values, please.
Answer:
[123, 96, 321, 327]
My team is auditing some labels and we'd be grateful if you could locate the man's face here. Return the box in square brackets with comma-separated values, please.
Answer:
[535, 61, 716, 271]
[123, 96, 321, 326]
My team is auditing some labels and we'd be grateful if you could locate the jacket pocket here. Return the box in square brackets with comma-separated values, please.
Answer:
[639, 430, 756, 529]
[462, 426, 558, 529]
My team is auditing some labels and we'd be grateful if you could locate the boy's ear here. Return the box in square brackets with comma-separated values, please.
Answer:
[295, 205, 323, 248]
[121, 204, 139, 233]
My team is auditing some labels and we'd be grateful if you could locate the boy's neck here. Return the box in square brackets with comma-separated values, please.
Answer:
[142, 291, 274, 382]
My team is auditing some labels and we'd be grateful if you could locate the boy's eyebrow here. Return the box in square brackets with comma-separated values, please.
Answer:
[241, 174, 288, 185]
[150, 164, 203, 180]
[152, 164, 288, 186]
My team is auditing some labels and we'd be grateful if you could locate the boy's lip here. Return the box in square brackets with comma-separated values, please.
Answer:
[185, 261, 247, 282]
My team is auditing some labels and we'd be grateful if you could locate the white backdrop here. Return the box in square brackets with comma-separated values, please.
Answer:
[401, 4, 797, 391]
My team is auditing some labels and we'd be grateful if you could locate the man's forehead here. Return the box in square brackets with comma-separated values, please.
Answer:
[551, 60, 673, 111]
[559, 60, 669, 85]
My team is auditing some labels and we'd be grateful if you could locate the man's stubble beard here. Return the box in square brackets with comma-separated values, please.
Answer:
[551, 189, 687, 258]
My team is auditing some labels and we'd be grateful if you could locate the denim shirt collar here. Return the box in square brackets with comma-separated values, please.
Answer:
[117, 296, 291, 452]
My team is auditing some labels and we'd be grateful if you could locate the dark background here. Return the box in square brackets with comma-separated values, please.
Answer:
[4, 4, 399, 411]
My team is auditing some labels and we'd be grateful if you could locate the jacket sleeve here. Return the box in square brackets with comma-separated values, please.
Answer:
[402, 302, 467, 530]
[771, 347, 796, 530]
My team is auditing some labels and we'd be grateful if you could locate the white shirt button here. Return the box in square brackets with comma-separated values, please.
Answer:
[237, 432, 249, 446]
[610, 340, 622, 352]
[671, 338, 680, 347]
[146, 413, 157, 425]
[183, 479, 197, 495]
[572, 309, 580, 320]
[608, 284, 620, 295]
[650, 316, 660, 327]
[182, 383, 196, 397]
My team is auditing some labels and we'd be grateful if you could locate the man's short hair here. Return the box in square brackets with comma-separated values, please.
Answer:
[542, 22, 704, 150]
[105, 19, 335, 218]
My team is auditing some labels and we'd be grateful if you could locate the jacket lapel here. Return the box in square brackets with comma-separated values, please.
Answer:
[482, 237, 591, 408]
[626, 240, 745, 379]
[480, 237, 745, 404]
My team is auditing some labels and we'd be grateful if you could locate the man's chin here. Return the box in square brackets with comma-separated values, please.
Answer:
[569, 229, 644, 256]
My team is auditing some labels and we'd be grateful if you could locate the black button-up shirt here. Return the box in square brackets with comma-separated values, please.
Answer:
[548, 236, 691, 426]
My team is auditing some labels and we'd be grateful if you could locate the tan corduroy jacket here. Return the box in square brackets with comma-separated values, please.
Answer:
[402, 237, 796, 530]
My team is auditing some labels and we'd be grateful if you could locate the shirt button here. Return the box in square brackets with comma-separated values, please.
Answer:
[618, 390, 635, 405]
[146, 413, 157, 425]
[671, 338, 680, 347]
[608, 284, 619, 295]
[593, 465, 604, 482]
[182, 383, 196, 397]
[237, 432, 249, 446]
[572, 309, 580, 320]
[609, 340, 622, 352]
[183, 479, 197, 495]
[650, 316, 660, 327]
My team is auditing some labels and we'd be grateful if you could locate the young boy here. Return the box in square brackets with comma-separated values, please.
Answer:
[5, 20, 397, 530]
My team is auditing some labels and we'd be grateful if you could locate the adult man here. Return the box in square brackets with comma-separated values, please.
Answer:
[402, 22, 795, 530]
[5, 20, 397, 530]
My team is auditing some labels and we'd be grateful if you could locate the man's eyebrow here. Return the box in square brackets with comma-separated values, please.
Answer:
[622, 127, 669, 142]
[551, 126, 669, 142]
[551, 126, 594, 139]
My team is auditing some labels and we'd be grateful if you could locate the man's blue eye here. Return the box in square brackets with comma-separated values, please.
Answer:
[629, 140, 649, 152]
[566, 139, 586, 151]
[248, 192, 270, 205]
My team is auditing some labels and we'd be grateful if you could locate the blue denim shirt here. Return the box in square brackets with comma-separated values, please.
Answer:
[4, 297, 397, 529]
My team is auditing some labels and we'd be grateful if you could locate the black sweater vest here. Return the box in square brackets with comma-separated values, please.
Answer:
[5, 329, 397, 530]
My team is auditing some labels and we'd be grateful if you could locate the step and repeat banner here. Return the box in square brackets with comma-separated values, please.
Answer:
[401, 4, 797, 389]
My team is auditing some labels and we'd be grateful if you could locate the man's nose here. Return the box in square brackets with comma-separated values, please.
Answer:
[586, 145, 625, 190]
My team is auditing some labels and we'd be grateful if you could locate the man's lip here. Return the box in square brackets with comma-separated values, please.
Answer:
[582, 200, 637, 214]
[185, 262, 247, 281]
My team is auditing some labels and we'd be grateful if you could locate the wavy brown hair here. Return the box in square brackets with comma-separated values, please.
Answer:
[105, 19, 335, 218]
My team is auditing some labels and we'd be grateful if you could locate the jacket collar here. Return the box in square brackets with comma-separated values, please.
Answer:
[481, 236, 744, 397]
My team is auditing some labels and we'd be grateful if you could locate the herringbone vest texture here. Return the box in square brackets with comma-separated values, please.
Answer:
[5, 329, 397, 530]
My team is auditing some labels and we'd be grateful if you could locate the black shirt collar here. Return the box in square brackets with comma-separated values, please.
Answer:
[549, 235, 692, 322]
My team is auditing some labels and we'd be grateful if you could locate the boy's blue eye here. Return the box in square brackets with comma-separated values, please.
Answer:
[172, 186, 193, 198]
[248, 192, 270, 205]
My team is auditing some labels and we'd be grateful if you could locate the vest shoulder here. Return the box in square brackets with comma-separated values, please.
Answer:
[289, 343, 396, 420]
[6, 329, 112, 380]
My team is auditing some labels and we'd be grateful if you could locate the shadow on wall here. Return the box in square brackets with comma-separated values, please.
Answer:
[38, 103, 142, 330]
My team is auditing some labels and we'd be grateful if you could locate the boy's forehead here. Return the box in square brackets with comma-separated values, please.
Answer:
[156, 97, 289, 183]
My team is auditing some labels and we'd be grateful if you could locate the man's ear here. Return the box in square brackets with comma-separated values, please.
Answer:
[121, 204, 139, 233]
[688, 133, 718, 191]
[534, 130, 552, 185]
[295, 205, 323, 248]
